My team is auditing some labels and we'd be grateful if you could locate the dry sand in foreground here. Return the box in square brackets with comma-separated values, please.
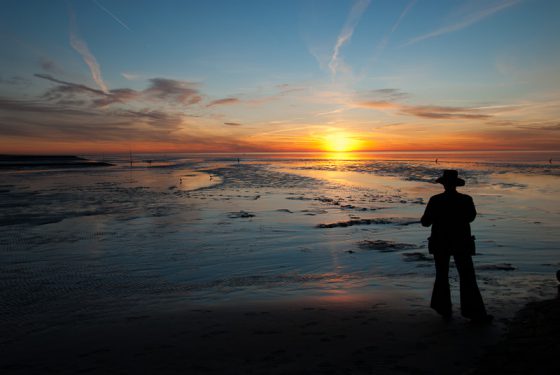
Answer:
[471, 295, 560, 374]
[1, 296, 509, 375]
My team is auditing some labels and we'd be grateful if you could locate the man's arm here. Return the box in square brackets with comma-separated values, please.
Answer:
[466, 196, 477, 223]
[421, 198, 433, 227]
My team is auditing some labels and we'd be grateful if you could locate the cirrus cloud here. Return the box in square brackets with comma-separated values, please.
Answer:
[356, 100, 492, 120]
[207, 97, 240, 107]
[144, 78, 202, 105]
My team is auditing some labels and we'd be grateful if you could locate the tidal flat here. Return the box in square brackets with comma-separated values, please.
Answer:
[1, 152, 558, 374]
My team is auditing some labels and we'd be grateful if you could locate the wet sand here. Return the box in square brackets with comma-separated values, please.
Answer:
[1, 295, 508, 375]
[3, 296, 559, 374]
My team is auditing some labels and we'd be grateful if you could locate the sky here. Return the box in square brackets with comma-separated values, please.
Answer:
[1, 0, 559, 154]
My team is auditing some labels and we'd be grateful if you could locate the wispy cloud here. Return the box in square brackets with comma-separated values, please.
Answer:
[224, 122, 242, 126]
[359, 0, 416, 80]
[207, 97, 240, 107]
[391, 0, 417, 34]
[0, 94, 277, 152]
[35, 73, 134, 107]
[0, 99, 183, 142]
[248, 125, 325, 139]
[0, 75, 30, 87]
[315, 108, 346, 117]
[144, 78, 202, 105]
[93, 0, 131, 31]
[39, 57, 64, 75]
[69, 9, 109, 93]
[328, 0, 371, 77]
[401, 104, 492, 120]
[357, 100, 492, 120]
[404, 0, 520, 46]
[362, 88, 409, 101]
[204, 84, 307, 109]
[488, 119, 560, 131]
[0, 97, 99, 116]
[357, 100, 400, 110]
[34, 74, 202, 108]
[375, 0, 417, 52]
[36, 73, 107, 95]
[275, 83, 307, 95]
[516, 122, 560, 131]
[121, 72, 142, 81]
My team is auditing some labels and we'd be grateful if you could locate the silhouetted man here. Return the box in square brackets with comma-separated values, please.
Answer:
[421, 170, 493, 323]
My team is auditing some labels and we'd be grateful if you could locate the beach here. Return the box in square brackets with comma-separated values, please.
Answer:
[0, 296, 506, 374]
[1, 152, 559, 373]
[472, 296, 560, 374]
[2, 293, 558, 374]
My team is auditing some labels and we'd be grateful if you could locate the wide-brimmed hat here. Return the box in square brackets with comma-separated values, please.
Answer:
[435, 170, 465, 186]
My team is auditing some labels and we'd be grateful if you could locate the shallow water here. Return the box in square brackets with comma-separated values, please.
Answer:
[1, 152, 559, 342]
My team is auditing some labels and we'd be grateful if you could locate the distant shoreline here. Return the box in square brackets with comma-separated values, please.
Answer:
[0, 155, 113, 169]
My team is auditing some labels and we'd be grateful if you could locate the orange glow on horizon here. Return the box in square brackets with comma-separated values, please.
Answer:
[1, 132, 554, 155]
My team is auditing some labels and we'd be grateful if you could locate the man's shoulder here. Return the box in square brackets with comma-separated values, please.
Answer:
[429, 192, 473, 201]
[457, 192, 473, 201]
[430, 192, 447, 201]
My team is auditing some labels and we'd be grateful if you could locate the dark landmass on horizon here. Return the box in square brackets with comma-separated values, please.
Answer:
[0, 155, 113, 169]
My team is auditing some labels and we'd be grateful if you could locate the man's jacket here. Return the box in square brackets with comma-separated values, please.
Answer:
[421, 191, 476, 254]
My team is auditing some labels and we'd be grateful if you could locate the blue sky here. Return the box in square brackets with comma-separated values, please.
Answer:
[1, 0, 559, 153]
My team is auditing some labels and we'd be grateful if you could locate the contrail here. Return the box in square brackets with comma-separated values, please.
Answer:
[391, 0, 416, 33]
[93, 0, 131, 31]
[404, 0, 520, 46]
[328, 0, 371, 77]
[69, 9, 109, 93]
[373, 0, 416, 58]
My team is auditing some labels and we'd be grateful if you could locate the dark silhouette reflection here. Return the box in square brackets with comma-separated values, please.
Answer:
[421, 170, 493, 323]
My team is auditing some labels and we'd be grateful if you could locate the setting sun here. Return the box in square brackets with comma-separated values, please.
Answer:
[323, 133, 362, 152]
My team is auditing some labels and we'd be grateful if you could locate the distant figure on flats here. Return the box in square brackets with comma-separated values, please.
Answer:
[421, 170, 493, 323]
